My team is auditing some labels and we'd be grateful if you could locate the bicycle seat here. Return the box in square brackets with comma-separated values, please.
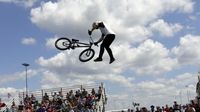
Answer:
[72, 39, 79, 42]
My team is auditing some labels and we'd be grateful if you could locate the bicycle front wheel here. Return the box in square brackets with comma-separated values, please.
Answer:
[55, 37, 71, 50]
[79, 49, 95, 62]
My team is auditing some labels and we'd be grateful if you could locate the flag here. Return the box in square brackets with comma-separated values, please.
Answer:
[7, 93, 11, 98]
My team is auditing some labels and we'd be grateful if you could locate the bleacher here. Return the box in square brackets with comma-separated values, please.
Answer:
[16, 82, 107, 112]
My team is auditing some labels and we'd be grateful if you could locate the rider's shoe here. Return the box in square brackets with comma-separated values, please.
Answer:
[94, 57, 103, 62]
[109, 58, 115, 64]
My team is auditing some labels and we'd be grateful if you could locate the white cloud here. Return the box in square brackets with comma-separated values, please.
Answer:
[35, 38, 179, 92]
[107, 0, 193, 26]
[127, 39, 177, 75]
[189, 15, 197, 20]
[0, 69, 38, 85]
[0, 87, 18, 95]
[45, 37, 58, 49]
[129, 72, 198, 107]
[30, 0, 194, 44]
[30, 0, 194, 77]
[162, 0, 194, 13]
[39, 70, 64, 89]
[172, 34, 200, 65]
[149, 19, 183, 37]
[21, 37, 36, 45]
[36, 50, 134, 88]
[37, 38, 177, 88]
[138, 81, 165, 90]
[104, 72, 198, 109]
[41, 70, 60, 84]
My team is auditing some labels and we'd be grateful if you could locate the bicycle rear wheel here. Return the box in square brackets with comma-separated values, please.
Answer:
[79, 49, 95, 62]
[55, 37, 71, 50]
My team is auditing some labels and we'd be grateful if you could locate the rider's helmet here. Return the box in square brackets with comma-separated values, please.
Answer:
[92, 21, 101, 29]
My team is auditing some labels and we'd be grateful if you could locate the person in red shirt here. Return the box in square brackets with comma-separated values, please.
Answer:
[164, 105, 170, 112]
[0, 98, 6, 110]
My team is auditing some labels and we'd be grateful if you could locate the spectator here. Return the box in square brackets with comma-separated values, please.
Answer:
[185, 104, 195, 112]
[169, 107, 173, 112]
[0, 98, 6, 110]
[58, 91, 63, 99]
[52, 92, 58, 101]
[85, 94, 93, 109]
[150, 105, 155, 112]
[31, 94, 36, 104]
[173, 101, 181, 112]
[69, 90, 75, 101]
[75, 90, 81, 98]
[24, 94, 30, 105]
[91, 88, 96, 96]
[18, 101, 24, 112]
[155, 106, 162, 112]
[141, 107, 148, 112]
[135, 107, 140, 112]
[97, 86, 102, 100]
[164, 105, 170, 112]
[43, 93, 49, 101]
[10, 100, 17, 112]
[36, 104, 45, 112]
[82, 88, 88, 98]
[191, 100, 199, 112]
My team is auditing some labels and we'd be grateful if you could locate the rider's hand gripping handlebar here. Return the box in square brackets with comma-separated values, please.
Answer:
[89, 35, 98, 47]
[88, 30, 92, 35]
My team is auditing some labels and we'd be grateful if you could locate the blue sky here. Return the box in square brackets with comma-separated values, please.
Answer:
[0, 0, 200, 110]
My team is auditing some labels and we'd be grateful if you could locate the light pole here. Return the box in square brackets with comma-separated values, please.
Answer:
[185, 85, 190, 103]
[22, 63, 29, 95]
[179, 90, 182, 105]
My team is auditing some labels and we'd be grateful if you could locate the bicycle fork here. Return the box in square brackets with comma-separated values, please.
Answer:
[85, 50, 92, 57]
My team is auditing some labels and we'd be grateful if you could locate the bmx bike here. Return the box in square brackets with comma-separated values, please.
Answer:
[55, 36, 97, 62]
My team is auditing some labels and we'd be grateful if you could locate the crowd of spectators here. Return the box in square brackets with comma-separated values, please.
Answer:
[1, 87, 200, 112]
[125, 100, 200, 112]
[0, 86, 103, 112]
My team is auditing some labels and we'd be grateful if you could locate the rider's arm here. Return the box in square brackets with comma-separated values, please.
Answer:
[96, 34, 105, 43]
[88, 27, 96, 35]
[90, 27, 96, 33]
[91, 27, 96, 32]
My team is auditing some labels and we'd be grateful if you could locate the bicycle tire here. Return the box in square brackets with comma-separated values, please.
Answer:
[55, 37, 71, 50]
[79, 48, 95, 62]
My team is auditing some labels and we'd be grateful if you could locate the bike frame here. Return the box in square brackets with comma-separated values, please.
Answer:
[55, 35, 97, 62]
[70, 36, 94, 49]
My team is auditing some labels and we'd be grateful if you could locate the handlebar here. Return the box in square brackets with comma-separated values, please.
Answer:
[88, 30, 99, 47]
[88, 30, 92, 35]
[89, 36, 99, 47]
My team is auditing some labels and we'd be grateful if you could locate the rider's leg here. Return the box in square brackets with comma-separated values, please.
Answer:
[94, 44, 104, 61]
[94, 34, 115, 63]
[103, 34, 115, 63]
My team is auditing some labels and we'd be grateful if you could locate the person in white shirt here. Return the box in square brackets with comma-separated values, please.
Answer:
[88, 21, 115, 64]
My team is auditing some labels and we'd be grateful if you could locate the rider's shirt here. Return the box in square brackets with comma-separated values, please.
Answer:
[97, 21, 115, 36]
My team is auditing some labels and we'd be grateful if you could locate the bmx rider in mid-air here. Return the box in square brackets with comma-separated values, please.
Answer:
[88, 21, 116, 64]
